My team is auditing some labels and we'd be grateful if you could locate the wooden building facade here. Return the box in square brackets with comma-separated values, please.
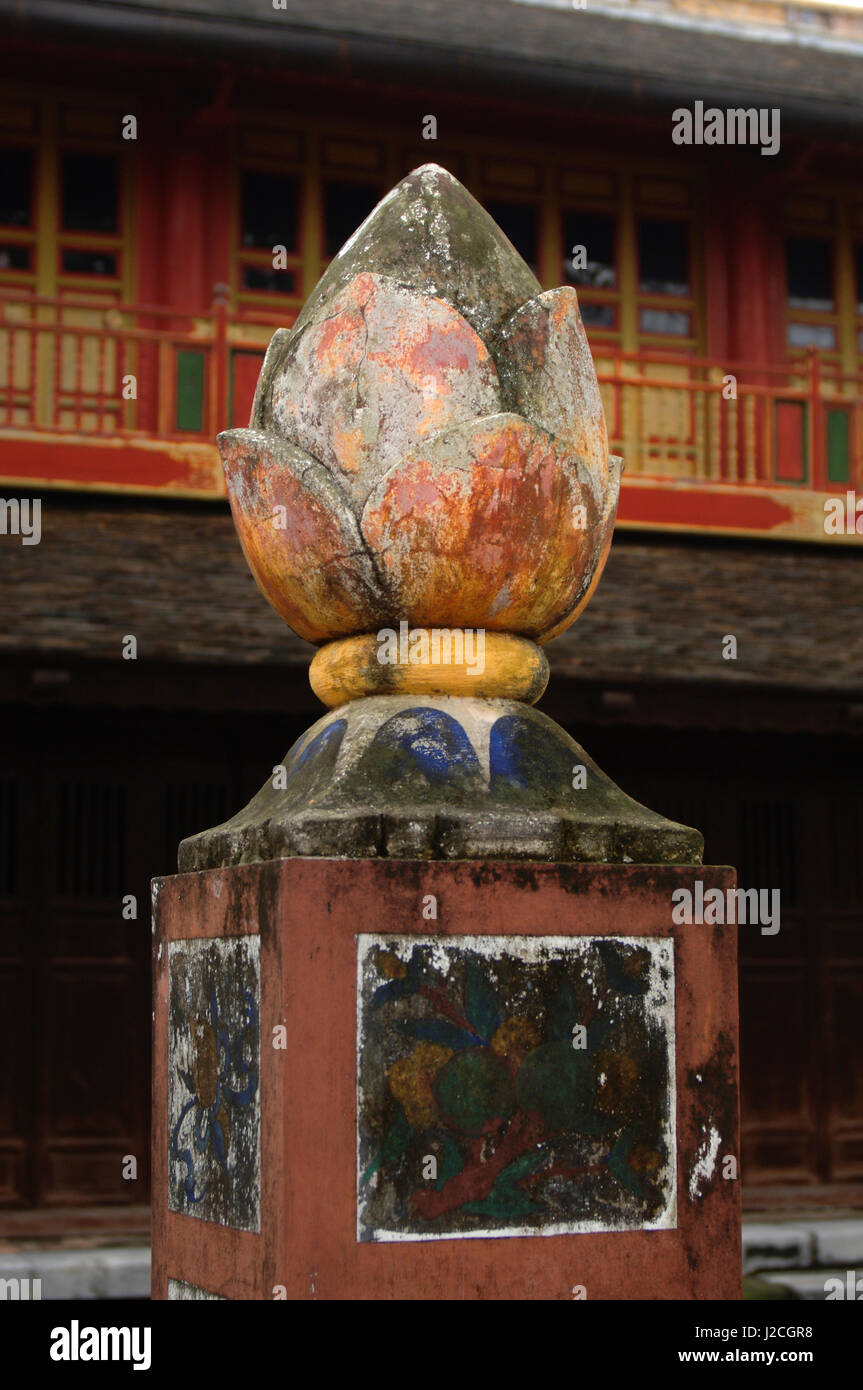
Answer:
[0, 0, 862, 1231]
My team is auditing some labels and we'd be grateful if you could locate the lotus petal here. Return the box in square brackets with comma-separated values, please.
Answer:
[361, 414, 599, 639]
[493, 286, 609, 506]
[219, 427, 390, 643]
[259, 271, 501, 511]
[537, 454, 622, 643]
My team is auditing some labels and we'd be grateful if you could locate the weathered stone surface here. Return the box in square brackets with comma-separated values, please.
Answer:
[192, 165, 638, 861]
[219, 427, 391, 643]
[178, 694, 703, 870]
[265, 271, 501, 512]
[219, 164, 620, 654]
[494, 287, 609, 507]
[264, 163, 542, 358]
[361, 414, 601, 639]
[538, 453, 622, 644]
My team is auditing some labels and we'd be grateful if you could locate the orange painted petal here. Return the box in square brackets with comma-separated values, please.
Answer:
[219, 428, 390, 644]
[536, 453, 622, 643]
[494, 286, 608, 507]
[361, 414, 600, 639]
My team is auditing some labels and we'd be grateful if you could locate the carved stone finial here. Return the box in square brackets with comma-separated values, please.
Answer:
[179, 165, 701, 869]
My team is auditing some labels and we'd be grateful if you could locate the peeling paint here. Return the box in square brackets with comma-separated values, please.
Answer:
[356, 932, 677, 1242]
[167, 1278, 227, 1301]
[688, 1122, 722, 1201]
[218, 165, 619, 648]
[168, 935, 261, 1232]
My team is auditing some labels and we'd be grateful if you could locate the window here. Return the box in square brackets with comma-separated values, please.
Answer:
[636, 217, 693, 341]
[0, 245, 30, 270]
[0, 147, 35, 280]
[59, 149, 122, 282]
[785, 235, 837, 352]
[0, 147, 32, 227]
[638, 219, 689, 296]
[484, 200, 538, 275]
[581, 303, 616, 329]
[562, 209, 618, 336]
[237, 169, 302, 303]
[62, 151, 117, 233]
[325, 181, 381, 258]
[240, 265, 296, 295]
[786, 236, 834, 311]
[61, 249, 116, 276]
[639, 308, 690, 337]
[787, 322, 836, 350]
[242, 170, 298, 251]
[563, 211, 616, 288]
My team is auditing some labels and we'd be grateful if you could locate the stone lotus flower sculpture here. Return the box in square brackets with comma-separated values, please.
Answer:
[218, 164, 621, 706]
[179, 165, 700, 871]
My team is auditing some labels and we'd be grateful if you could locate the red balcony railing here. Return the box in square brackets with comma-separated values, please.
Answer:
[597, 346, 862, 493]
[0, 289, 860, 538]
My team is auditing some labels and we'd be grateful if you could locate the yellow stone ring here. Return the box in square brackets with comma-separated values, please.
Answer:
[309, 628, 549, 709]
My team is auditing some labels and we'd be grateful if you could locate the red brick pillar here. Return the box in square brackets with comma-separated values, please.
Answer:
[152, 859, 740, 1300]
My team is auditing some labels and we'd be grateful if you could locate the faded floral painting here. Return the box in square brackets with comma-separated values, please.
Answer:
[357, 934, 675, 1241]
[168, 936, 261, 1232]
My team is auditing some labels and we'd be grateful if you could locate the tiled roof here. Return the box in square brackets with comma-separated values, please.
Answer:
[3, 0, 863, 131]
[2, 497, 861, 698]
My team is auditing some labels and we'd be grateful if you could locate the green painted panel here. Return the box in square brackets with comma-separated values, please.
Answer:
[827, 408, 850, 485]
[176, 350, 205, 433]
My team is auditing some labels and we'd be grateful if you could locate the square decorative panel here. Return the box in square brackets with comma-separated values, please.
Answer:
[168, 935, 261, 1232]
[357, 934, 676, 1242]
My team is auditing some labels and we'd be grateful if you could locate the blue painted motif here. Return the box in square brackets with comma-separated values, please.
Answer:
[372, 707, 480, 785]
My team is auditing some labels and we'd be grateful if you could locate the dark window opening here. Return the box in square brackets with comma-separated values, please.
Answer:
[62, 248, 117, 276]
[62, 151, 118, 233]
[0, 244, 30, 271]
[324, 181, 381, 258]
[484, 200, 539, 275]
[786, 236, 834, 312]
[241, 170, 298, 251]
[580, 302, 616, 329]
[0, 147, 32, 227]
[638, 218, 690, 296]
[241, 264, 296, 295]
[564, 211, 616, 288]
